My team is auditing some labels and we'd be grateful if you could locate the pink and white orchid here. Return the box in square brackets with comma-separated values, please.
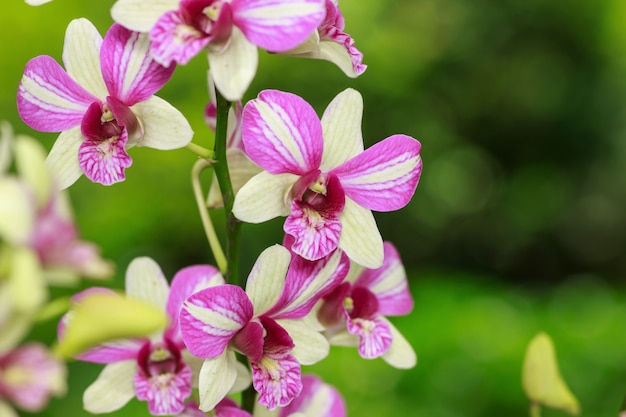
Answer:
[232, 88, 422, 269]
[17, 18, 193, 188]
[110, 0, 326, 101]
[317, 242, 417, 369]
[280, 0, 366, 78]
[179, 245, 348, 411]
[60, 258, 226, 415]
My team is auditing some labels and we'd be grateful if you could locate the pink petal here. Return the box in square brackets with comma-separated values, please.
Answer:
[280, 374, 346, 417]
[242, 90, 323, 175]
[353, 242, 413, 316]
[101, 23, 175, 104]
[179, 285, 253, 359]
[346, 315, 392, 359]
[231, 321, 264, 363]
[330, 135, 422, 211]
[232, 0, 325, 51]
[18, 56, 97, 132]
[78, 128, 133, 185]
[284, 200, 342, 261]
[166, 265, 224, 339]
[134, 362, 192, 415]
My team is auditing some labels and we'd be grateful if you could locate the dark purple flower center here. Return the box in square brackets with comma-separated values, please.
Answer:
[136, 338, 184, 378]
[180, 0, 233, 44]
[291, 171, 346, 217]
[80, 96, 140, 145]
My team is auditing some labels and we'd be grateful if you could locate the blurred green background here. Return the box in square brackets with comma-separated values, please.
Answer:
[2, 0, 626, 416]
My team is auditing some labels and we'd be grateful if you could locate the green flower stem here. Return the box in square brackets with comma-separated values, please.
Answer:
[213, 89, 242, 285]
[530, 403, 541, 417]
[185, 142, 214, 159]
[191, 159, 227, 274]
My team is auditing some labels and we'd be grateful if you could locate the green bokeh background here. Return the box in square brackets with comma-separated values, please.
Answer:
[2, 0, 626, 416]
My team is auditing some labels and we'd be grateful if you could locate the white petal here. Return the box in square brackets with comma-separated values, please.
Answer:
[0, 121, 14, 174]
[14, 135, 52, 208]
[63, 18, 108, 98]
[381, 319, 417, 369]
[338, 198, 383, 268]
[125, 257, 169, 310]
[209, 27, 258, 101]
[8, 248, 46, 315]
[0, 179, 35, 244]
[0, 400, 18, 417]
[318, 41, 362, 78]
[198, 351, 238, 411]
[132, 96, 193, 150]
[246, 245, 291, 316]
[83, 361, 137, 413]
[229, 360, 252, 393]
[45, 127, 84, 190]
[326, 329, 358, 347]
[233, 171, 295, 223]
[111, 0, 179, 32]
[207, 149, 262, 208]
[277, 318, 329, 365]
[320, 88, 364, 171]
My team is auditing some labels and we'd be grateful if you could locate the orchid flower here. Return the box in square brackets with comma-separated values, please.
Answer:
[317, 242, 417, 369]
[232, 88, 422, 268]
[280, 0, 366, 78]
[17, 19, 193, 188]
[254, 374, 345, 417]
[180, 245, 348, 411]
[0, 343, 66, 417]
[59, 258, 231, 415]
[110, 0, 326, 101]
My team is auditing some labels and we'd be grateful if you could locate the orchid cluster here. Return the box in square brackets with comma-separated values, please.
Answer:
[10, 0, 423, 416]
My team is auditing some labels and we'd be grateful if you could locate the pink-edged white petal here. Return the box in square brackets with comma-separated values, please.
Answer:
[337, 198, 383, 268]
[125, 256, 170, 311]
[78, 131, 132, 186]
[62, 19, 108, 98]
[319, 88, 363, 171]
[267, 249, 348, 319]
[197, 350, 239, 411]
[346, 315, 392, 359]
[111, 0, 179, 33]
[18, 56, 97, 132]
[209, 27, 258, 102]
[354, 242, 413, 316]
[45, 127, 84, 190]
[330, 135, 422, 212]
[245, 245, 291, 316]
[242, 90, 323, 175]
[83, 361, 137, 413]
[284, 201, 342, 262]
[275, 318, 329, 365]
[232, 0, 325, 52]
[134, 361, 192, 415]
[318, 37, 366, 78]
[150, 9, 212, 67]
[166, 265, 224, 336]
[131, 96, 193, 149]
[233, 171, 297, 223]
[278, 374, 346, 417]
[180, 285, 253, 358]
[101, 24, 176, 105]
[381, 319, 416, 369]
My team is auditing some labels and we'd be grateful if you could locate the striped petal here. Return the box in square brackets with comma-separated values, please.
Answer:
[83, 361, 137, 413]
[319, 88, 364, 171]
[337, 198, 383, 269]
[180, 285, 253, 358]
[353, 242, 413, 316]
[45, 127, 84, 190]
[330, 135, 422, 212]
[279, 375, 346, 417]
[18, 56, 97, 132]
[125, 256, 170, 311]
[284, 201, 342, 261]
[233, 171, 297, 223]
[245, 245, 291, 317]
[78, 130, 132, 186]
[242, 90, 323, 175]
[101, 24, 175, 105]
[111, 0, 179, 33]
[131, 96, 193, 149]
[62, 18, 108, 98]
[232, 0, 325, 52]
[346, 315, 392, 359]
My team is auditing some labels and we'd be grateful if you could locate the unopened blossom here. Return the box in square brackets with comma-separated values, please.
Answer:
[59, 258, 228, 415]
[232, 88, 422, 268]
[317, 242, 417, 369]
[254, 374, 345, 417]
[0, 343, 66, 417]
[280, 0, 366, 78]
[17, 19, 193, 188]
[110, 0, 326, 100]
[180, 245, 348, 411]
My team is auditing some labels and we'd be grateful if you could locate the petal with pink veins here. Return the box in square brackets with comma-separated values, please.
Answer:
[346, 315, 392, 359]
[284, 201, 342, 261]
[77, 130, 132, 185]
[150, 9, 211, 67]
[134, 361, 192, 415]
[101, 24, 175, 104]
[330, 135, 422, 212]
[242, 90, 323, 175]
[232, 0, 325, 52]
